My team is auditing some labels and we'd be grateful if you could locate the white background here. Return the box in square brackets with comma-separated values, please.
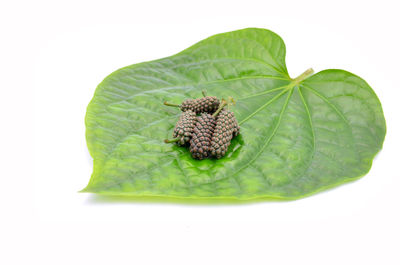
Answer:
[1, 0, 399, 264]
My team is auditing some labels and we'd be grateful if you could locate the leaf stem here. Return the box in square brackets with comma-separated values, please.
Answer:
[212, 99, 228, 118]
[164, 138, 180, 143]
[291, 68, 314, 85]
[228, 96, 236, 106]
[164, 101, 180, 108]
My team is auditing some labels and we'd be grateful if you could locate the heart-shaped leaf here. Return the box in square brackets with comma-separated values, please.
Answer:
[83, 28, 386, 200]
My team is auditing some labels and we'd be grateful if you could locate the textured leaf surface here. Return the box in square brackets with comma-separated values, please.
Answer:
[83, 28, 386, 200]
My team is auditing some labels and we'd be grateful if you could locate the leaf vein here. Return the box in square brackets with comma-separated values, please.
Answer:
[238, 84, 289, 100]
[238, 88, 288, 125]
[297, 86, 316, 178]
[302, 84, 361, 163]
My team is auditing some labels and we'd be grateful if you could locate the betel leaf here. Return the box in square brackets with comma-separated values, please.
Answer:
[83, 28, 386, 200]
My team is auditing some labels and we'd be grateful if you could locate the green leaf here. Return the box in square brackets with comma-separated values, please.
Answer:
[83, 28, 386, 200]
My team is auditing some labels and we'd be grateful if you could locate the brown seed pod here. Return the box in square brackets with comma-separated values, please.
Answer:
[189, 113, 216, 160]
[180, 99, 195, 112]
[164, 96, 220, 114]
[170, 110, 196, 146]
[210, 109, 240, 159]
[192, 96, 220, 114]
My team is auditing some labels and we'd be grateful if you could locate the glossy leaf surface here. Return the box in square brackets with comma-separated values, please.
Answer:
[83, 28, 386, 200]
